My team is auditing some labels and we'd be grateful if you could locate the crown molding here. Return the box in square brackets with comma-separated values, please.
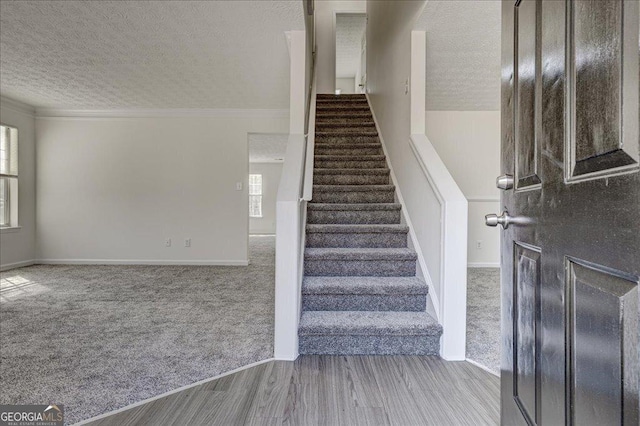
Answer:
[0, 96, 36, 116]
[35, 108, 290, 119]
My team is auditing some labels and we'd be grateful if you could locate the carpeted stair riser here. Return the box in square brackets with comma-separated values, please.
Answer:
[316, 105, 371, 112]
[313, 173, 389, 185]
[316, 104, 371, 115]
[306, 231, 407, 248]
[315, 146, 383, 156]
[316, 117, 374, 125]
[315, 112, 373, 121]
[317, 98, 367, 104]
[302, 275, 427, 311]
[312, 190, 395, 204]
[316, 126, 376, 134]
[307, 208, 401, 224]
[315, 135, 380, 144]
[299, 335, 440, 355]
[314, 143, 384, 156]
[315, 159, 387, 169]
[315, 121, 375, 128]
[317, 94, 367, 99]
[316, 94, 367, 101]
[302, 294, 426, 312]
[306, 224, 408, 248]
[298, 310, 441, 355]
[304, 259, 415, 276]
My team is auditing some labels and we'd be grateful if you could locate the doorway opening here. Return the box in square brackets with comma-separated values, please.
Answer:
[335, 13, 366, 94]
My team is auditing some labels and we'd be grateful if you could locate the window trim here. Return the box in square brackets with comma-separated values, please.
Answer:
[0, 123, 19, 229]
[248, 174, 263, 218]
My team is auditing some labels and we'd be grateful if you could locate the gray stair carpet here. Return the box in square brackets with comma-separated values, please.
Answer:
[299, 94, 442, 356]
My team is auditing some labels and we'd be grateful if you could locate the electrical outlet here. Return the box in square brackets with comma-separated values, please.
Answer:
[165, 238, 171, 247]
[185, 238, 191, 248]
[476, 240, 482, 250]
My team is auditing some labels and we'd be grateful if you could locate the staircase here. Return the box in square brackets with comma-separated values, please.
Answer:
[298, 94, 442, 355]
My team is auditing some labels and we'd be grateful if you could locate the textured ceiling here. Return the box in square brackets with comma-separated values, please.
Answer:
[249, 133, 288, 163]
[336, 14, 366, 79]
[416, 0, 501, 111]
[0, 0, 304, 109]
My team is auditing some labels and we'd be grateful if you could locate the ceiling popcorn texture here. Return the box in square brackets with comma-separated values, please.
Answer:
[249, 133, 288, 163]
[416, 0, 501, 111]
[336, 14, 366, 79]
[0, 0, 304, 109]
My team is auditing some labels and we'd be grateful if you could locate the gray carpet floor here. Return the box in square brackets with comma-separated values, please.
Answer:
[466, 267, 501, 375]
[0, 236, 275, 425]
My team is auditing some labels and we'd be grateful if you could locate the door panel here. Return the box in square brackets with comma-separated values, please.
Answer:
[569, 0, 638, 180]
[513, 244, 541, 424]
[566, 260, 639, 425]
[500, 1, 640, 425]
[515, 0, 542, 189]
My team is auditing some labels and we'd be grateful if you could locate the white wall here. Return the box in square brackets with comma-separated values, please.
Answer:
[249, 162, 282, 235]
[366, 1, 444, 296]
[315, 0, 367, 93]
[35, 114, 288, 265]
[335, 77, 356, 94]
[0, 98, 36, 270]
[425, 111, 501, 266]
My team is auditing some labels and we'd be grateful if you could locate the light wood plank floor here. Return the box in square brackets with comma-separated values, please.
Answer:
[87, 356, 499, 426]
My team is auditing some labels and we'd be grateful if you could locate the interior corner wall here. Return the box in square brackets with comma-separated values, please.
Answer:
[315, 0, 367, 94]
[249, 162, 282, 235]
[425, 110, 501, 267]
[0, 101, 36, 269]
[335, 78, 356, 94]
[35, 115, 288, 264]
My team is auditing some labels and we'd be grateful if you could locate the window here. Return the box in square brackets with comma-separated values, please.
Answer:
[249, 174, 263, 218]
[0, 124, 18, 228]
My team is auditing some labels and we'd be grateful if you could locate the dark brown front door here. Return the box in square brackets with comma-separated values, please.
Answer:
[497, 0, 639, 424]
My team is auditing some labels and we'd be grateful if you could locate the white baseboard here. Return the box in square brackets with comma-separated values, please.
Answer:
[468, 262, 500, 268]
[0, 259, 36, 272]
[36, 259, 250, 266]
[466, 358, 500, 377]
[74, 357, 275, 425]
[365, 94, 441, 323]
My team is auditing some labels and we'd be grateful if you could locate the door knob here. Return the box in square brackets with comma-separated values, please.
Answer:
[496, 174, 514, 190]
[485, 211, 512, 229]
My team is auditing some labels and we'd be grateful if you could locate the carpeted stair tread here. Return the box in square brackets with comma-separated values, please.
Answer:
[313, 184, 394, 193]
[316, 101, 368, 106]
[305, 247, 417, 261]
[315, 135, 380, 144]
[315, 154, 385, 161]
[306, 224, 408, 234]
[313, 161, 388, 171]
[317, 93, 367, 99]
[302, 276, 428, 295]
[316, 122, 376, 128]
[308, 203, 401, 211]
[299, 311, 441, 336]
[315, 143, 382, 150]
[317, 98, 367, 102]
[316, 112, 373, 119]
[306, 203, 402, 224]
[316, 131, 378, 137]
[316, 125, 378, 136]
[313, 168, 389, 175]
